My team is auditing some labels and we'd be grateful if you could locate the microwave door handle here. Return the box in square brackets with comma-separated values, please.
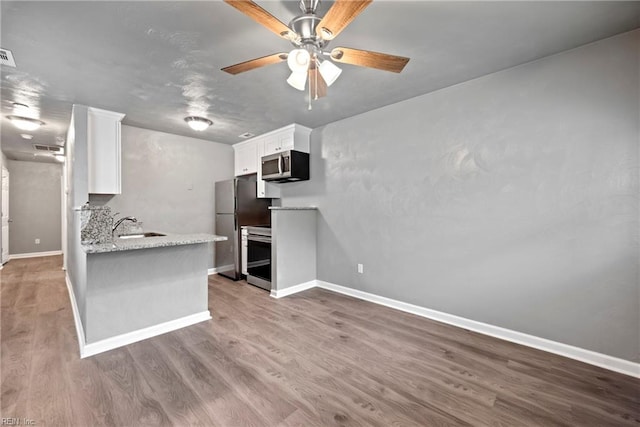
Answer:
[278, 154, 283, 175]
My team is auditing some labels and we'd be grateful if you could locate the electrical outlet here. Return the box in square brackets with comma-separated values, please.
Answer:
[357, 263, 363, 274]
[35, 238, 40, 245]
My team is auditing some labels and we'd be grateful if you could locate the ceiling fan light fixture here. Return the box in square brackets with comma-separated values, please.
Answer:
[184, 116, 213, 131]
[287, 71, 307, 91]
[287, 48, 310, 73]
[7, 115, 45, 131]
[318, 60, 342, 87]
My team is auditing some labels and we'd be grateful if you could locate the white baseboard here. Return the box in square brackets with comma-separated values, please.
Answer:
[273, 278, 639, 378]
[81, 311, 211, 358]
[65, 273, 211, 358]
[270, 280, 317, 299]
[209, 264, 234, 275]
[65, 274, 86, 356]
[10, 250, 62, 260]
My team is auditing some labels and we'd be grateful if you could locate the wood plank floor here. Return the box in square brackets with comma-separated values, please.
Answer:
[1, 256, 638, 426]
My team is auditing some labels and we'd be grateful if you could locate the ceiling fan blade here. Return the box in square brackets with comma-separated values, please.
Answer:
[330, 47, 410, 73]
[316, 0, 372, 40]
[224, 0, 294, 40]
[221, 53, 288, 75]
[308, 62, 327, 99]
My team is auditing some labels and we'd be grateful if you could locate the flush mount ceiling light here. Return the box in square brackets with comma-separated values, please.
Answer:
[7, 115, 45, 131]
[221, 0, 410, 110]
[184, 116, 213, 131]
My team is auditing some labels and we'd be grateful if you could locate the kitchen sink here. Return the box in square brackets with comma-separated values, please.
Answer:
[118, 232, 166, 239]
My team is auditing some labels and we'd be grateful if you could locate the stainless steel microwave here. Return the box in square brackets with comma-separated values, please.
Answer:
[261, 150, 310, 182]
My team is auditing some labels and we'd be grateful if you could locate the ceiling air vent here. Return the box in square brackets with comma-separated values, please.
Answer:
[0, 48, 16, 67]
[33, 144, 63, 153]
[239, 132, 255, 139]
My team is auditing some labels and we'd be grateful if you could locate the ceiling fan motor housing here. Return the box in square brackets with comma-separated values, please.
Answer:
[289, 14, 326, 49]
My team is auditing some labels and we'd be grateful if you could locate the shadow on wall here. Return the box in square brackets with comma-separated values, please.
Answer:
[315, 210, 351, 286]
[278, 127, 328, 202]
[88, 194, 115, 206]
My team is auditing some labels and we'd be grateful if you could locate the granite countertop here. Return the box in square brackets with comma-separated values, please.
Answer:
[82, 233, 227, 254]
[269, 207, 318, 210]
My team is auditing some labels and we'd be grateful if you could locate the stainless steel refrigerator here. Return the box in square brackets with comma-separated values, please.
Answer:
[215, 177, 271, 280]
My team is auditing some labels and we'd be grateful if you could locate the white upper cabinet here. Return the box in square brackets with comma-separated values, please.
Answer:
[87, 107, 125, 194]
[234, 141, 258, 176]
[233, 123, 312, 198]
[262, 124, 311, 156]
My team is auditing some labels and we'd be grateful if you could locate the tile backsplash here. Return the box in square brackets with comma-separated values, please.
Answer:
[80, 204, 112, 244]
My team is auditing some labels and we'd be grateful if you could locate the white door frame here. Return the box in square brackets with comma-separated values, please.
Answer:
[2, 165, 10, 265]
[61, 163, 67, 270]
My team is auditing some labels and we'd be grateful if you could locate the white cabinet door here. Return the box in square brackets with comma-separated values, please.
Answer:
[263, 134, 281, 156]
[87, 107, 125, 194]
[262, 124, 310, 156]
[263, 130, 295, 156]
[234, 141, 258, 176]
[279, 132, 294, 151]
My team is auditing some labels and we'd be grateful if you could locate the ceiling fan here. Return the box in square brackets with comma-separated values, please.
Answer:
[221, 0, 410, 108]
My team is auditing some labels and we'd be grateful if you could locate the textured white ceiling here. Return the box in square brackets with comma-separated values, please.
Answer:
[1, 1, 639, 162]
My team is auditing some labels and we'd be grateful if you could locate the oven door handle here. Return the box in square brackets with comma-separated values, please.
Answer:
[247, 235, 272, 244]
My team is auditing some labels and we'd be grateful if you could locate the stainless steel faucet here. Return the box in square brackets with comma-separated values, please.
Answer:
[112, 216, 138, 236]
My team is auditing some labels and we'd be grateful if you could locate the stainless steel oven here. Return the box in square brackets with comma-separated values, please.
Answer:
[246, 226, 271, 291]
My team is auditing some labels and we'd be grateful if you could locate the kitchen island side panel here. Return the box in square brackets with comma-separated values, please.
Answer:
[85, 243, 209, 343]
[272, 209, 317, 292]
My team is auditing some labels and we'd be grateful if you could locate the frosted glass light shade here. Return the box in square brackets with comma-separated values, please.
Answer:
[184, 116, 213, 131]
[287, 71, 307, 91]
[287, 49, 310, 72]
[319, 60, 342, 86]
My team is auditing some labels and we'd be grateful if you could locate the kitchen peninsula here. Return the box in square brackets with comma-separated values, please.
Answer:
[79, 233, 226, 357]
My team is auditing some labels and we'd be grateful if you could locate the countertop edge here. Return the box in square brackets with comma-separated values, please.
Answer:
[269, 207, 318, 210]
[82, 233, 227, 254]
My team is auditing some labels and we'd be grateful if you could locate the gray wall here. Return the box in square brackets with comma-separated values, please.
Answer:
[7, 160, 62, 254]
[90, 125, 234, 268]
[280, 30, 639, 362]
[86, 244, 208, 343]
[272, 209, 317, 292]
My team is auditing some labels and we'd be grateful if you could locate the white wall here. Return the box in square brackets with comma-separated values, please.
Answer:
[280, 30, 639, 362]
[90, 125, 234, 268]
[66, 105, 90, 327]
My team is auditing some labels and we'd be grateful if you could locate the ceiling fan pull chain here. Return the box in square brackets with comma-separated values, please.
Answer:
[308, 73, 312, 110]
